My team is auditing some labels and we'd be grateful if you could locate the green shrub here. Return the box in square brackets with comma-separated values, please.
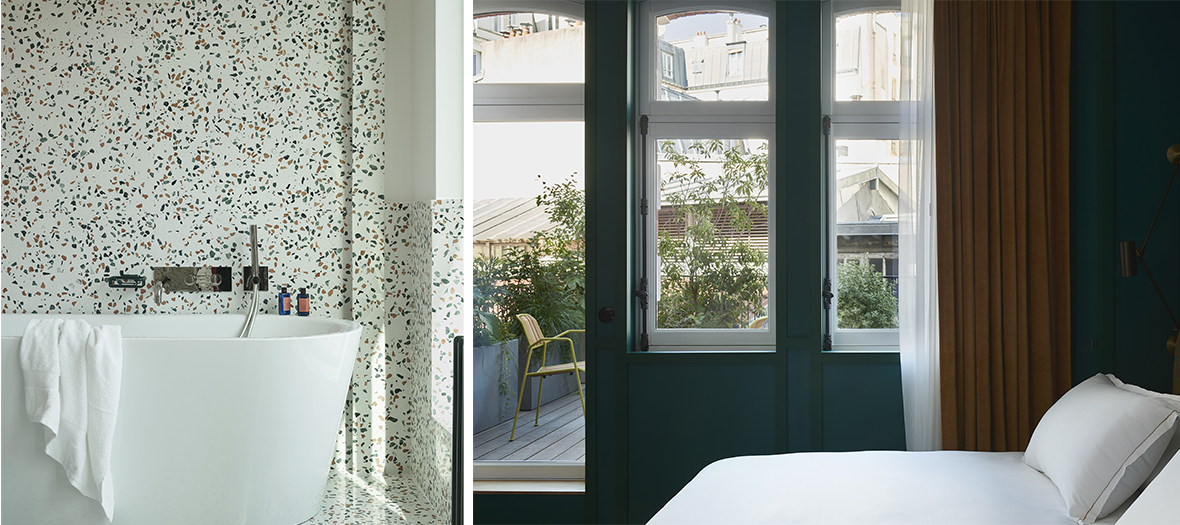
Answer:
[836, 254, 898, 329]
[473, 174, 585, 346]
[656, 139, 769, 329]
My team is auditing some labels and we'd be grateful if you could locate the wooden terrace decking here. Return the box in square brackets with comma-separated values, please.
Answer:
[473, 390, 586, 462]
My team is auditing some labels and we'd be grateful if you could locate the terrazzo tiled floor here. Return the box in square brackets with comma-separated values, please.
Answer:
[302, 468, 446, 525]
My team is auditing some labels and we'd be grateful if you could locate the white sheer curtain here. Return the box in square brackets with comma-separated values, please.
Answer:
[898, 0, 940, 451]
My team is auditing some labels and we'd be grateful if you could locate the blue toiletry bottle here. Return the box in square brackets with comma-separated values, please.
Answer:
[297, 288, 310, 316]
[279, 287, 291, 315]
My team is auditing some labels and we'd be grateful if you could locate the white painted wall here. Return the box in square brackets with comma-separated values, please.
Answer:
[385, 0, 467, 202]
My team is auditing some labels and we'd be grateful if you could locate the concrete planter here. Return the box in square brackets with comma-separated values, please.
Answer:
[473, 339, 519, 435]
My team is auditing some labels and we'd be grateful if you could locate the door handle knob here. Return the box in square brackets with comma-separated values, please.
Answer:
[598, 307, 615, 324]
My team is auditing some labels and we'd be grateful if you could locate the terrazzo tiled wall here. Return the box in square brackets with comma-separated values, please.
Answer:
[432, 200, 462, 420]
[423, 200, 461, 516]
[2, 0, 356, 316]
[2, 0, 458, 513]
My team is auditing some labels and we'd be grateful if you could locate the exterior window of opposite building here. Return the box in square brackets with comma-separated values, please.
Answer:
[727, 47, 744, 77]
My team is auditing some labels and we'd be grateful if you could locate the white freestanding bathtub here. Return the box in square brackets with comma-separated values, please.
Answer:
[2, 314, 361, 525]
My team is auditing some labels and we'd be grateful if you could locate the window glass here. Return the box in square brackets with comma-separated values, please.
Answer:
[655, 11, 769, 101]
[833, 139, 899, 329]
[656, 138, 769, 330]
[472, 120, 587, 467]
[472, 13, 585, 83]
[833, 11, 900, 101]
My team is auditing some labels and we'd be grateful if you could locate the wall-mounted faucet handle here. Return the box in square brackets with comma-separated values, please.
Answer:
[242, 266, 269, 292]
[248, 225, 260, 287]
[153, 279, 166, 305]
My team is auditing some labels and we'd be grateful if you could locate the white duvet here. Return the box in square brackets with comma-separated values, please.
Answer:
[648, 451, 1134, 525]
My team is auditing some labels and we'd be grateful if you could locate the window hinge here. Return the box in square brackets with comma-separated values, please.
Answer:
[822, 115, 832, 136]
[640, 333, 650, 352]
[822, 277, 833, 310]
[823, 333, 832, 352]
[640, 115, 649, 136]
[640, 197, 649, 216]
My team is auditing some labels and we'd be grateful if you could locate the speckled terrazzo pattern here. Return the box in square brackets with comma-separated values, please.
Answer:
[432, 199, 463, 420]
[420, 416, 455, 519]
[2, 0, 354, 317]
[328, 0, 397, 480]
[403, 201, 435, 463]
[306, 468, 446, 525]
[420, 200, 461, 519]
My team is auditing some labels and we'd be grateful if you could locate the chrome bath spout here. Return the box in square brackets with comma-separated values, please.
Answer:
[239, 225, 261, 338]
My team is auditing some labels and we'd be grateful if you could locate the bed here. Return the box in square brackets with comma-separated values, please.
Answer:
[649, 374, 1180, 525]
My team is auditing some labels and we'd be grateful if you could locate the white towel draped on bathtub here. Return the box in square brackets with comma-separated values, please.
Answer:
[21, 319, 123, 521]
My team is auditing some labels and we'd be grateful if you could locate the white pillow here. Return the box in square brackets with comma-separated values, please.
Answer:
[1023, 374, 1178, 523]
[1117, 444, 1180, 525]
[1106, 374, 1180, 486]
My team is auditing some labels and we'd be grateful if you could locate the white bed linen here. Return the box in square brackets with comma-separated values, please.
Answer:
[648, 451, 1103, 525]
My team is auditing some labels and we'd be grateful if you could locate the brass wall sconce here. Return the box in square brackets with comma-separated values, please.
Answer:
[1118, 144, 1180, 394]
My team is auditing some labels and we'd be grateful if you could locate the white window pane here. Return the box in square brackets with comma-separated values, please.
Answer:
[727, 48, 744, 76]
[656, 138, 769, 330]
[834, 139, 899, 329]
[656, 11, 769, 101]
[473, 13, 585, 83]
[833, 11, 900, 101]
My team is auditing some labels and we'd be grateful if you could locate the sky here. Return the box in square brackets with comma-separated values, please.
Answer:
[473, 121, 585, 200]
[662, 12, 770, 42]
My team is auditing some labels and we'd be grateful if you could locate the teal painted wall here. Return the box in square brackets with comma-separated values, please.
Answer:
[1109, 0, 1180, 393]
[625, 359, 780, 521]
[1072, 0, 1180, 393]
[474, 494, 585, 524]
[821, 358, 907, 452]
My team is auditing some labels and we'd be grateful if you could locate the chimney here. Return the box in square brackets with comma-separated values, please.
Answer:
[727, 17, 744, 43]
[693, 30, 708, 48]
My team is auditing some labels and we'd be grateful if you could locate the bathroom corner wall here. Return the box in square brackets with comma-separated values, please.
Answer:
[381, 201, 433, 477]
[421, 199, 462, 515]
[382, 199, 460, 518]
[432, 199, 463, 420]
[382, 0, 464, 518]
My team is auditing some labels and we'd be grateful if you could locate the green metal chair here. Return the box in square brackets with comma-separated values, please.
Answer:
[510, 313, 586, 441]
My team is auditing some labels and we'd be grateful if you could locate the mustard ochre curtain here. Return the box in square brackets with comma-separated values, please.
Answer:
[934, 0, 1072, 452]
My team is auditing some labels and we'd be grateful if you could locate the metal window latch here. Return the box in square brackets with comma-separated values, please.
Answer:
[822, 278, 834, 310]
[635, 277, 649, 311]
